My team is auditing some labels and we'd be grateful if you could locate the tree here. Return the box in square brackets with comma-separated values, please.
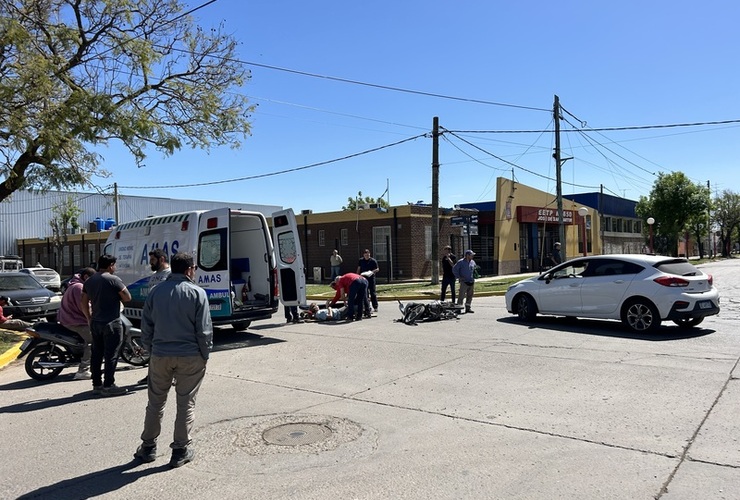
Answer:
[712, 190, 740, 257]
[342, 191, 390, 211]
[0, 0, 253, 202]
[635, 172, 705, 257]
[685, 184, 712, 258]
[49, 195, 82, 271]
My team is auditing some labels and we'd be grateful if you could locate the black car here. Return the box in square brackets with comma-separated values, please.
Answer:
[0, 272, 61, 322]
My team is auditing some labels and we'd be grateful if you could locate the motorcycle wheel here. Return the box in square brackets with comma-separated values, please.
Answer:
[120, 333, 150, 367]
[25, 344, 66, 381]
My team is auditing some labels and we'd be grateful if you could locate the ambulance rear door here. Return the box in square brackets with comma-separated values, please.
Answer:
[196, 208, 232, 319]
[271, 209, 306, 307]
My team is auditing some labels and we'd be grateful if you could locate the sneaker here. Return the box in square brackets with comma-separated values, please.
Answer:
[73, 371, 91, 380]
[363, 313, 372, 318]
[101, 384, 128, 397]
[373, 308, 378, 313]
[466, 308, 475, 314]
[169, 447, 194, 468]
[134, 443, 157, 463]
[92, 385, 103, 395]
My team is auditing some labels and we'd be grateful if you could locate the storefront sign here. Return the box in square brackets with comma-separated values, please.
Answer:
[516, 206, 577, 225]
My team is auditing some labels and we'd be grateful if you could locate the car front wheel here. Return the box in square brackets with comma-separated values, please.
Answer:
[515, 294, 538, 321]
[623, 299, 660, 333]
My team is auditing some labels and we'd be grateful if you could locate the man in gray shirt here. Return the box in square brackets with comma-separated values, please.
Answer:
[135, 252, 213, 468]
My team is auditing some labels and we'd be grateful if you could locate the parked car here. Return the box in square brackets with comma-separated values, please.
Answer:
[505, 254, 720, 333]
[0, 272, 62, 322]
[19, 267, 61, 292]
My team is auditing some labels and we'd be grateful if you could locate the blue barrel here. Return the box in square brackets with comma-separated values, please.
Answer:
[94, 217, 105, 231]
[104, 218, 116, 230]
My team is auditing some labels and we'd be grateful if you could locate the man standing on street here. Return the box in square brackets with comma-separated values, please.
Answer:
[58, 267, 96, 380]
[137, 249, 172, 385]
[81, 254, 131, 396]
[453, 250, 477, 314]
[329, 249, 343, 281]
[440, 245, 457, 303]
[357, 249, 379, 312]
[135, 252, 213, 468]
[147, 248, 171, 289]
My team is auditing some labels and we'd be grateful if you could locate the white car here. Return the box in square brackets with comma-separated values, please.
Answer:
[505, 254, 720, 333]
[19, 267, 62, 292]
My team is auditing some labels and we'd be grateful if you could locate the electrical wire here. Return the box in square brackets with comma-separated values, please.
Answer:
[118, 133, 427, 189]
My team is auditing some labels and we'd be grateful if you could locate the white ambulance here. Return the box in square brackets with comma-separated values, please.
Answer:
[103, 208, 306, 329]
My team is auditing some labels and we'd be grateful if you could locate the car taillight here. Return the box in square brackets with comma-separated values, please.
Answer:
[654, 276, 689, 287]
[707, 274, 713, 286]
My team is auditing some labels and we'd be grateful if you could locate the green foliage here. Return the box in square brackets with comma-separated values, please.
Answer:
[342, 191, 390, 211]
[712, 190, 740, 256]
[636, 172, 708, 256]
[0, 0, 253, 202]
[49, 195, 83, 270]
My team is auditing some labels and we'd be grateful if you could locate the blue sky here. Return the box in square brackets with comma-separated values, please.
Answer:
[98, 0, 740, 215]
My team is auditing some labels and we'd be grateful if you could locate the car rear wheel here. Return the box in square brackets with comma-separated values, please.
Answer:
[672, 317, 704, 328]
[515, 293, 537, 321]
[623, 299, 661, 333]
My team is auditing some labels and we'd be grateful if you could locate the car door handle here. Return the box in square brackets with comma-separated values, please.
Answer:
[613, 280, 625, 284]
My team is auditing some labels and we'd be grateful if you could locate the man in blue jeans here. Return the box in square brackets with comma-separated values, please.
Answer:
[135, 252, 213, 468]
[81, 254, 131, 396]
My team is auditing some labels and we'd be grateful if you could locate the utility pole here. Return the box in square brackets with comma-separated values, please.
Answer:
[553, 95, 565, 260]
[113, 182, 120, 225]
[707, 180, 712, 258]
[431, 116, 440, 285]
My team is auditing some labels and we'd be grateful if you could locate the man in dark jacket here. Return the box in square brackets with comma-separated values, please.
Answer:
[135, 252, 213, 468]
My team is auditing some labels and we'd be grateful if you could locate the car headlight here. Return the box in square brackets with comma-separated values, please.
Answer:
[49, 295, 62, 304]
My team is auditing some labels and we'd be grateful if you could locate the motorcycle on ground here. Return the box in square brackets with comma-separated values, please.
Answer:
[18, 315, 149, 381]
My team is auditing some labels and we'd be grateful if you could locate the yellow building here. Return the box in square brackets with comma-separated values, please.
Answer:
[495, 177, 601, 274]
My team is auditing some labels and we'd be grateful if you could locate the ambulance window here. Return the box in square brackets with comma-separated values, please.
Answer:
[276, 231, 297, 265]
[199, 229, 227, 271]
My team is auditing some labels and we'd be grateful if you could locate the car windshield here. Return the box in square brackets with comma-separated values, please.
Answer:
[0, 275, 45, 291]
[654, 259, 702, 277]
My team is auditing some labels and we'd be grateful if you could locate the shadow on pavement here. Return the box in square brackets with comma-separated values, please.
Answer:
[0, 384, 145, 414]
[17, 460, 170, 499]
[496, 315, 715, 341]
[211, 329, 285, 353]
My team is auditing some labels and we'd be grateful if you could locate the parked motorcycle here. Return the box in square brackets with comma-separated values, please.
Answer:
[18, 316, 149, 381]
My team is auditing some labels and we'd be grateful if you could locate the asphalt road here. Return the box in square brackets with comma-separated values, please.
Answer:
[1, 259, 739, 499]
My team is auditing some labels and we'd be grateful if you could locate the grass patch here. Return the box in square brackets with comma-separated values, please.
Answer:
[307, 277, 523, 298]
[0, 331, 23, 355]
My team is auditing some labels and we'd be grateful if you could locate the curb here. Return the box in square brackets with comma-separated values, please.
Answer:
[0, 340, 23, 370]
[306, 291, 505, 303]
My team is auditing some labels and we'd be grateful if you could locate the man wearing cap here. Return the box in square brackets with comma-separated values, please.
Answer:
[452, 250, 477, 314]
[550, 242, 562, 266]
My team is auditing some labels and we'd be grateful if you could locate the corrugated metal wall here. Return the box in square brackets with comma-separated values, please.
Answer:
[0, 190, 282, 256]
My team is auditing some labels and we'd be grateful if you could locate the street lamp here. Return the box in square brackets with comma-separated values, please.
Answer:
[578, 207, 588, 256]
[647, 217, 655, 254]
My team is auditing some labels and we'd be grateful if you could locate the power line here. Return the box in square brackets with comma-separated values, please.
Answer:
[442, 129, 600, 190]
[446, 118, 740, 134]
[118, 133, 427, 190]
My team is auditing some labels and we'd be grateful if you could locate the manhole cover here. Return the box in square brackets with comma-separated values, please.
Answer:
[262, 423, 332, 446]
